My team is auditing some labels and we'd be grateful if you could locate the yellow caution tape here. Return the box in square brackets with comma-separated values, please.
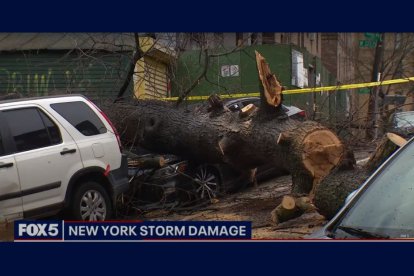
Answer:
[160, 76, 414, 101]
[160, 93, 260, 101]
[285, 77, 414, 94]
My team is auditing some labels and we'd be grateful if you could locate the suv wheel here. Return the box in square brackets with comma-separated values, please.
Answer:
[70, 182, 112, 221]
[193, 165, 221, 201]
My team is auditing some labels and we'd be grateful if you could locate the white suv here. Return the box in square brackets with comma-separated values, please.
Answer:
[0, 95, 129, 221]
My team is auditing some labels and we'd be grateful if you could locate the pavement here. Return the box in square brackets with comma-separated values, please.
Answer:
[140, 146, 376, 239]
[141, 175, 327, 239]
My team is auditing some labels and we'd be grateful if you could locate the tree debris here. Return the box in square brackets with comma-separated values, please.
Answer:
[270, 195, 315, 225]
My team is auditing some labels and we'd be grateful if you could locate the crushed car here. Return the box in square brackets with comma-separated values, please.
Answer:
[117, 97, 305, 212]
[120, 148, 253, 211]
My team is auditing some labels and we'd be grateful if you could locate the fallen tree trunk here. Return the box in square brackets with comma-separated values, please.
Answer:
[105, 51, 345, 197]
[364, 134, 400, 173]
[314, 167, 370, 219]
[314, 133, 406, 219]
[107, 101, 343, 194]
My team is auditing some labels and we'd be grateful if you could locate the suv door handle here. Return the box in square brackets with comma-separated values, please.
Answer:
[60, 148, 77, 155]
[0, 162, 14, 169]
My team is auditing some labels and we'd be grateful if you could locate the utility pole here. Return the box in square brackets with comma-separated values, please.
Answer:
[366, 33, 384, 140]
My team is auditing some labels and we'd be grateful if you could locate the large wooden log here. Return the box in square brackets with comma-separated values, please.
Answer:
[106, 99, 343, 194]
[105, 51, 345, 195]
[314, 167, 370, 219]
[270, 195, 315, 225]
[314, 133, 407, 219]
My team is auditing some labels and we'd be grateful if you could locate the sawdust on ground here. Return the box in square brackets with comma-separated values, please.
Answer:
[142, 175, 327, 239]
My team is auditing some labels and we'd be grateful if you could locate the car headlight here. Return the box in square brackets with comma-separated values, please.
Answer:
[152, 162, 187, 178]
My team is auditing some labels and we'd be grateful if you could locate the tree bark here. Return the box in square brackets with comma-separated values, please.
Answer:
[365, 134, 399, 173]
[314, 167, 370, 219]
[106, 98, 343, 195]
[314, 132, 406, 219]
[105, 51, 345, 196]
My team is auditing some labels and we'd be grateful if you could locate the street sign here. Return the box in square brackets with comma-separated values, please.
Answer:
[359, 33, 382, 48]
[359, 40, 377, 48]
[364, 33, 382, 42]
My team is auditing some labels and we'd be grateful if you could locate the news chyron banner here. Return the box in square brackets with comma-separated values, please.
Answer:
[14, 221, 252, 241]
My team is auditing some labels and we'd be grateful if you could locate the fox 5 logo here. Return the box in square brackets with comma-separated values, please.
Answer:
[15, 221, 63, 241]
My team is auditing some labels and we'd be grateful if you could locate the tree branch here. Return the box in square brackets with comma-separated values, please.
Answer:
[175, 49, 209, 107]
[114, 33, 144, 103]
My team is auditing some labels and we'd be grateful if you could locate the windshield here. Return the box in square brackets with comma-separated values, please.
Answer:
[395, 112, 414, 128]
[333, 140, 414, 239]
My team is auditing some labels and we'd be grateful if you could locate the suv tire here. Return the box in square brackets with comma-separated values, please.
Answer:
[70, 181, 112, 221]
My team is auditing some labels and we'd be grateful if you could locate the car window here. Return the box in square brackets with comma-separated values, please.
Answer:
[51, 101, 107, 136]
[227, 103, 240, 112]
[3, 108, 62, 153]
[38, 109, 62, 145]
[395, 112, 414, 128]
[333, 140, 414, 238]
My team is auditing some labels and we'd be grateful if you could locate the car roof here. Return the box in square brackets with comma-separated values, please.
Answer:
[224, 97, 260, 105]
[0, 94, 87, 106]
[224, 97, 297, 109]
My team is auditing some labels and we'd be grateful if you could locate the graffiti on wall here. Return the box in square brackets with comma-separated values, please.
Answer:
[0, 68, 100, 96]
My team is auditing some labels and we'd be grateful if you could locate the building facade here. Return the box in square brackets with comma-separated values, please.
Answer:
[0, 33, 175, 101]
[173, 32, 343, 119]
[321, 33, 358, 126]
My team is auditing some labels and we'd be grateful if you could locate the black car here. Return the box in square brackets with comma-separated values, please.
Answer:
[123, 149, 250, 209]
[224, 97, 306, 120]
[126, 151, 189, 206]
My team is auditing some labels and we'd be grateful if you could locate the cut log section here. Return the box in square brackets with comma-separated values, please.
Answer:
[271, 195, 315, 225]
[282, 195, 296, 209]
[239, 103, 257, 118]
[285, 122, 344, 195]
[386, 132, 407, 147]
[128, 156, 166, 169]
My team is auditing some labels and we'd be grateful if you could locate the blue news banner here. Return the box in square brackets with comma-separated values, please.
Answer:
[14, 220, 251, 241]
